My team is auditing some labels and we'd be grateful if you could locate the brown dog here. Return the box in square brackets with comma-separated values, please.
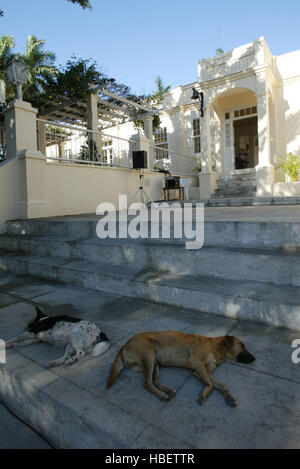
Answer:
[107, 331, 255, 407]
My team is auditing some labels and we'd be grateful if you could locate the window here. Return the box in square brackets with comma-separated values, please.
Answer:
[102, 138, 113, 164]
[225, 123, 231, 147]
[65, 149, 73, 159]
[192, 118, 201, 153]
[233, 106, 257, 119]
[154, 127, 168, 159]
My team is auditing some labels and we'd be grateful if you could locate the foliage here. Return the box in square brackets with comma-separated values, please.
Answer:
[277, 153, 300, 181]
[215, 48, 224, 55]
[67, 0, 91, 8]
[0, 35, 14, 77]
[0, 35, 15, 101]
[134, 75, 171, 134]
[46, 125, 73, 141]
[0, 1, 91, 17]
[36, 56, 143, 115]
[22, 35, 58, 102]
[194, 163, 202, 173]
[0, 34, 58, 103]
[80, 137, 98, 161]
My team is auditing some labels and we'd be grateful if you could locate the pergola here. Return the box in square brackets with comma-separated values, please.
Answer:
[38, 85, 155, 131]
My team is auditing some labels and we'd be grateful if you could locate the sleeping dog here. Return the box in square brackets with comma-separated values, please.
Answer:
[107, 331, 255, 407]
[6, 307, 110, 368]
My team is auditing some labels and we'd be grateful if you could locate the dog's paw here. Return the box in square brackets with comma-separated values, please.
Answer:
[225, 393, 237, 408]
[46, 361, 55, 369]
[166, 389, 176, 401]
[65, 357, 77, 365]
[161, 391, 176, 402]
[197, 393, 206, 405]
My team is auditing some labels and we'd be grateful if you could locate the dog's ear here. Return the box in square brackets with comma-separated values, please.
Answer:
[35, 307, 46, 320]
[224, 335, 235, 350]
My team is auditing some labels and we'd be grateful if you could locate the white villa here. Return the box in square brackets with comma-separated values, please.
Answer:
[106, 36, 300, 200]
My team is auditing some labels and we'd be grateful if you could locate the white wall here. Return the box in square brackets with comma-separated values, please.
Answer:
[45, 163, 164, 217]
[0, 153, 164, 226]
[0, 157, 21, 230]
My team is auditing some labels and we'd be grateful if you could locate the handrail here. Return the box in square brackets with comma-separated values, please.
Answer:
[36, 118, 137, 144]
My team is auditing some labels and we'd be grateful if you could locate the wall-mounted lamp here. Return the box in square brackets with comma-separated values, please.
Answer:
[6, 57, 28, 101]
[191, 88, 204, 117]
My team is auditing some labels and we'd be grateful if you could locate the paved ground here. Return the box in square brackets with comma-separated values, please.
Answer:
[0, 270, 300, 448]
[23, 204, 300, 223]
[0, 403, 51, 449]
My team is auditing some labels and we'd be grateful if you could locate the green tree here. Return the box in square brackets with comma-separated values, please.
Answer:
[134, 75, 171, 134]
[153, 75, 171, 100]
[67, 0, 91, 8]
[22, 35, 57, 101]
[0, 35, 14, 79]
[0, 1, 91, 17]
[0, 35, 15, 100]
[35, 56, 144, 119]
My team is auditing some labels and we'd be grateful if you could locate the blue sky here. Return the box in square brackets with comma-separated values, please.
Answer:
[1, 0, 300, 96]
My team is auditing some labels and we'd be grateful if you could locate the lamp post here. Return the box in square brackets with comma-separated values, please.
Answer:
[191, 87, 204, 117]
[6, 57, 29, 101]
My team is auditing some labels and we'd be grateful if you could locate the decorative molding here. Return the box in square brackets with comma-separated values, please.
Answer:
[18, 150, 45, 161]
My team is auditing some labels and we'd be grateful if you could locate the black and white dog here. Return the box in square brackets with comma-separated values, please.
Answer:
[6, 307, 110, 368]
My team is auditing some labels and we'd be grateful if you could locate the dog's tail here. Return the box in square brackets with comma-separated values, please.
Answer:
[106, 347, 124, 389]
[92, 332, 110, 357]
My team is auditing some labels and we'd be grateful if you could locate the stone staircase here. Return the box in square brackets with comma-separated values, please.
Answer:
[213, 169, 257, 198]
[0, 213, 300, 329]
[0, 215, 300, 330]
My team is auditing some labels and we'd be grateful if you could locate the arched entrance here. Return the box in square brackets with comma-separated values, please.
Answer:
[212, 88, 258, 173]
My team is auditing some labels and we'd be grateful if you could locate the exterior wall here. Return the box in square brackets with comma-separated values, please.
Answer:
[0, 152, 164, 225]
[44, 163, 163, 217]
[151, 37, 300, 191]
[0, 157, 21, 230]
[274, 49, 300, 169]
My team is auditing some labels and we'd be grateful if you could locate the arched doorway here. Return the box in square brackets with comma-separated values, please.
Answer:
[212, 88, 258, 173]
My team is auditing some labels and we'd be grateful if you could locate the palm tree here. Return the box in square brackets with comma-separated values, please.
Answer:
[153, 75, 171, 101]
[22, 35, 58, 101]
[0, 35, 15, 80]
[0, 35, 15, 102]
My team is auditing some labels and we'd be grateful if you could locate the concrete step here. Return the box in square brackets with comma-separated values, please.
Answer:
[1, 235, 300, 287]
[3, 273, 300, 449]
[1, 249, 300, 330]
[214, 171, 257, 198]
[5, 218, 300, 249]
[195, 196, 300, 207]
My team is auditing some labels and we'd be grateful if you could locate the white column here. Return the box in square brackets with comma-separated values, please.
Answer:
[255, 71, 274, 196]
[143, 116, 154, 169]
[87, 92, 99, 160]
[199, 103, 217, 199]
[4, 99, 39, 158]
[4, 99, 47, 218]
[257, 92, 271, 167]
[37, 120, 46, 156]
[200, 104, 212, 172]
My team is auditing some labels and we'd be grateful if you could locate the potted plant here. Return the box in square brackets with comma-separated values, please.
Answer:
[277, 153, 300, 182]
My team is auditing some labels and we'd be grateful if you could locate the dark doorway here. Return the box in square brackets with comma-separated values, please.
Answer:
[234, 116, 258, 169]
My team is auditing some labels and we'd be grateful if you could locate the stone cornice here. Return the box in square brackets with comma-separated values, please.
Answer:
[276, 74, 300, 88]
